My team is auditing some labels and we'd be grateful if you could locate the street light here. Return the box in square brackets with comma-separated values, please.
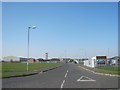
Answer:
[27, 26, 37, 72]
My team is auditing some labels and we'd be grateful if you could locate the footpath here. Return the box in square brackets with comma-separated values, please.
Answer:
[79, 64, 120, 77]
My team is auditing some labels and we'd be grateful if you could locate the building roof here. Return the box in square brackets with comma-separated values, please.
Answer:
[110, 56, 120, 59]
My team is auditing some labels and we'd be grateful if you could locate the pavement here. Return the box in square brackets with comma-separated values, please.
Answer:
[2, 63, 119, 89]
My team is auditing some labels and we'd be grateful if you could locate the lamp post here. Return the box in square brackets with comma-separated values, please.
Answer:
[27, 26, 37, 72]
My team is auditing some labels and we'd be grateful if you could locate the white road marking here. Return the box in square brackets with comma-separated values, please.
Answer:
[64, 73, 68, 78]
[77, 75, 96, 82]
[78, 76, 84, 81]
[67, 70, 69, 73]
[60, 69, 69, 88]
[60, 80, 65, 88]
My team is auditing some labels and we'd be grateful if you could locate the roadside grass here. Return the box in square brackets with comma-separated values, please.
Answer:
[1, 63, 64, 77]
[96, 66, 120, 75]
[2, 63, 64, 72]
[0, 63, 2, 73]
[0, 63, 2, 77]
[2, 73, 34, 77]
[79, 63, 84, 66]
[96, 66, 120, 71]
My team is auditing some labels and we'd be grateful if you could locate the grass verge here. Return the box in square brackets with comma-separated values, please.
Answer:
[1, 63, 64, 77]
[79, 63, 84, 66]
[96, 66, 120, 71]
[2, 73, 34, 77]
[95, 66, 120, 75]
[2, 63, 64, 72]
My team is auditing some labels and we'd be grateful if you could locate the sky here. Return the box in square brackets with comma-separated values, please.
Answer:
[1, 0, 119, 2]
[2, 2, 118, 59]
[0, 1, 1, 60]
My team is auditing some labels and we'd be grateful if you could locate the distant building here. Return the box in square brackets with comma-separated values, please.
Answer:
[84, 56, 107, 68]
[20, 58, 27, 62]
[109, 56, 120, 65]
[3, 56, 21, 62]
[3, 56, 28, 63]
[28, 58, 36, 63]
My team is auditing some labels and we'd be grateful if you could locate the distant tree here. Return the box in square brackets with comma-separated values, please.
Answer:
[37, 58, 44, 62]
[69, 59, 74, 62]
[50, 58, 60, 61]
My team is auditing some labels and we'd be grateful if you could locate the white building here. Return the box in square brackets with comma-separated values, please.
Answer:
[84, 58, 96, 68]
[3, 56, 20, 61]
[3, 56, 27, 62]
[84, 56, 107, 68]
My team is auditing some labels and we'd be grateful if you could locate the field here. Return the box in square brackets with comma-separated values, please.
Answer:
[1, 63, 64, 77]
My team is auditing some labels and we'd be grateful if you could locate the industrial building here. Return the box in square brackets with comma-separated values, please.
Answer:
[84, 56, 107, 67]
[2, 56, 28, 62]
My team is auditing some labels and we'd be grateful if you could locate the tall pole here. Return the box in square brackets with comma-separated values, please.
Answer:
[27, 26, 37, 72]
[27, 27, 31, 72]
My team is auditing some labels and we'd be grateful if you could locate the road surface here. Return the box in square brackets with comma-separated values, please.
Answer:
[2, 63, 119, 88]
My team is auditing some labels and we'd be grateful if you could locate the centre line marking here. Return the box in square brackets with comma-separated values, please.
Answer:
[60, 69, 69, 88]
[60, 80, 65, 88]
[67, 70, 69, 73]
[65, 73, 68, 78]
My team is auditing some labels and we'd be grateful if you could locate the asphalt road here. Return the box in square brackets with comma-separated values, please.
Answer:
[2, 63, 119, 88]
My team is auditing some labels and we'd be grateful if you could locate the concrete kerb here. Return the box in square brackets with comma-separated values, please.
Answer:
[79, 65, 120, 77]
[2, 64, 64, 79]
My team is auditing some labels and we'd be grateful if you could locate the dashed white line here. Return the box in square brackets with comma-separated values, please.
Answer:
[60, 80, 65, 88]
[64, 73, 68, 78]
[67, 70, 69, 73]
[60, 69, 69, 88]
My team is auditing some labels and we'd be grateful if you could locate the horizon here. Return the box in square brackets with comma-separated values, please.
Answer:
[2, 55, 119, 60]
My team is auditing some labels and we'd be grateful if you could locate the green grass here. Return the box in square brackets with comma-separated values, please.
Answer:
[96, 66, 120, 71]
[1, 63, 64, 77]
[0, 63, 2, 73]
[79, 63, 84, 66]
[2, 73, 34, 77]
[95, 66, 120, 75]
[2, 63, 64, 72]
